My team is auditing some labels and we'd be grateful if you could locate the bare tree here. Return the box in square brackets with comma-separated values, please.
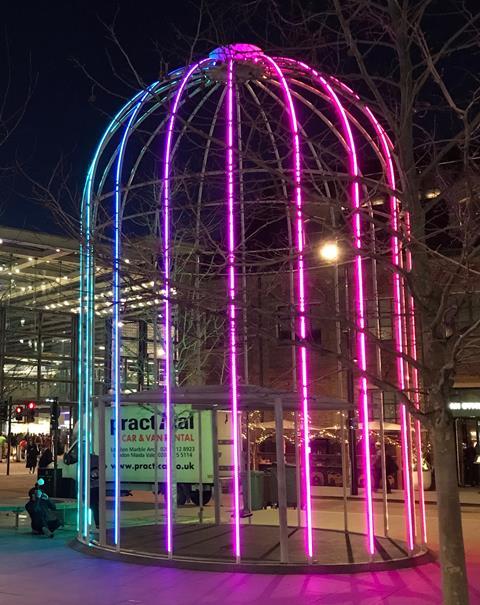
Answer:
[30, 5, 480, 601]
[230, 2, 479, 603]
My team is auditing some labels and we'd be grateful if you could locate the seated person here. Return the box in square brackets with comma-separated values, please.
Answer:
[25, 482, 61, 537]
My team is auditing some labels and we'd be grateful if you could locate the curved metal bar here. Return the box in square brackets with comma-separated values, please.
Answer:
[162, 58, 210, 557]
[362, 104, 415, 552]
[260, 54, 314, 561]
[79, 86, 153, 541]
[323, 74, 423, 550]
[113, 84, 157, 548]
[325, 72, 424, 550]
[287, 59, 376, 556]
[225, 58, 241, 561]
[92, 76, 206, 228]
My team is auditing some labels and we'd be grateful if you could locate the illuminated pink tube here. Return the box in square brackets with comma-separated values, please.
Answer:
[162, 59, 207, 555]
[317, 73, 375, 555]
[404, 212, 428, 544]
[361, 106, 415, 551]
[324, 77, 426, 550]
[225, 58, 242, 561]
[286, 59, 375, 555]
[324, 71, 421, 551]
[262, 54, 314, 559]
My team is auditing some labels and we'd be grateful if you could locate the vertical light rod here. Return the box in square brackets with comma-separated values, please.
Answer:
[404, 212, 428, 544]
[301, 62, 375, 555]
[362, 104, 415, 551]
[262, 55, 313, 559]
[162, 61, 205, 555]
[113, 88, 153, 546]
[226, 58, 241, 561]
[80, 88, 147, 541]
[327, 75, 422, 548]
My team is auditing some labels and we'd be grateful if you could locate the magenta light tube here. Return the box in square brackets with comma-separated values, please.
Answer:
[162, 60, 205, 555]
[225, 57, 242, 561]
[281, 59, 376, 554]
[404, 212, 428, 544]
[312, 69, 375, 555]
[262, 54, 314, 559]
[383, 154, 415, 552]
[362, 105, 415, 551]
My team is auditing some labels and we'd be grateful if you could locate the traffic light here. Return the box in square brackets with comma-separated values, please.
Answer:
[15, 406, 24, 421]
[49, 397, 59, 430]
[0, 402, 7, 423]
[26, 401, 36, 422]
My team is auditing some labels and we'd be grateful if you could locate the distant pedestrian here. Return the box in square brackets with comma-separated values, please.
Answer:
[464, 441, 478, 486]
[0, 434, 6, 462]
[25, 439, 39, 474]
[374, 448, 398, 494]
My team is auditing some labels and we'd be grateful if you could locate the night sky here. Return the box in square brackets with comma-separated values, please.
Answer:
[0, 1, 207, 233]
[0, 1, 477, 235]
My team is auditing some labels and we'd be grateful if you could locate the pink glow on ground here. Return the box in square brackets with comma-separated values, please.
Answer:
[226, 58, 242, 560]
[261, 54, 313, 559]
[162, 60, 207, 555]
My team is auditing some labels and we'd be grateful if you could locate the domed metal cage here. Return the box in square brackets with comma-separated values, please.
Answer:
[76, 44, 428, 569]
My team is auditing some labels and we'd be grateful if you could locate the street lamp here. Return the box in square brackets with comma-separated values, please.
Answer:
[319, 241, 340, 263]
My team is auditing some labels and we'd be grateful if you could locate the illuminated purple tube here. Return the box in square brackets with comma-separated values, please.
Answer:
[362, 105, 415, 551]
[404, 212, 428, 544]
[287, 60, 375, 555]
[319, 77, 375, 556]
[324, 71, 420, 552]
[225, 58, 242, 560]
[162, 60, 206, 555]
[262, 54, 314, 559]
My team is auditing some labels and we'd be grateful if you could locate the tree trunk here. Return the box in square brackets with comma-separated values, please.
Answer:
[432, 416, 469, 605]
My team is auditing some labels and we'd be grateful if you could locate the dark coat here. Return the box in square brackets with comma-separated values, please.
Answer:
[38, 448, 53, 469]
[25, 444, 39, 469]
[25, 492, 59, 534]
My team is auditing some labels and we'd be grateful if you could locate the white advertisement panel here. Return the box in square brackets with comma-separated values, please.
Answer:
[104, 404, 214, 484]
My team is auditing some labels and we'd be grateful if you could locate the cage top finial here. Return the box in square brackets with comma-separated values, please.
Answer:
[208, 44, 263, 62]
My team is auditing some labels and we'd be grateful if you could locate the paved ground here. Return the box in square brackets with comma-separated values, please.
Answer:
[1, 464, 480, 604]
[1, 526, 479, 605]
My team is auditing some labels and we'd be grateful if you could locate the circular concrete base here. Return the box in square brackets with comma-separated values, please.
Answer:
[71, 524, 432, 574]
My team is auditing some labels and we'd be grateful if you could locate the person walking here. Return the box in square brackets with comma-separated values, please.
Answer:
[25, 439, 39, 474]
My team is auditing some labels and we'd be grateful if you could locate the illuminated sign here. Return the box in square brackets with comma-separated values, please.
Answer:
[449, 401, 480, 411]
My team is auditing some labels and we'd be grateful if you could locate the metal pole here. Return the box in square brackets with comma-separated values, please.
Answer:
[370, 236, 389, 538]
[274, 399, 289, 563]
[294, 412, 302, 528]
[6, 397, 12, 476]
[340, 411, 349, 533]
[378, 396, 389, 537]
[198, 410, 204, 523]
[344, 265, 358, 495]
[98, 398, 107, 546]
[53, 419, 59, 498]
[153, 309, 159, 526]
[246, 411, 252, 522]
[212, 409, 221, 525]
[236, 95, 252, 523]
[334, 259, 349, 533]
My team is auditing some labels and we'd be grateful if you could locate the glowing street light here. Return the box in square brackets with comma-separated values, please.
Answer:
[319, 241, 340, 263]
